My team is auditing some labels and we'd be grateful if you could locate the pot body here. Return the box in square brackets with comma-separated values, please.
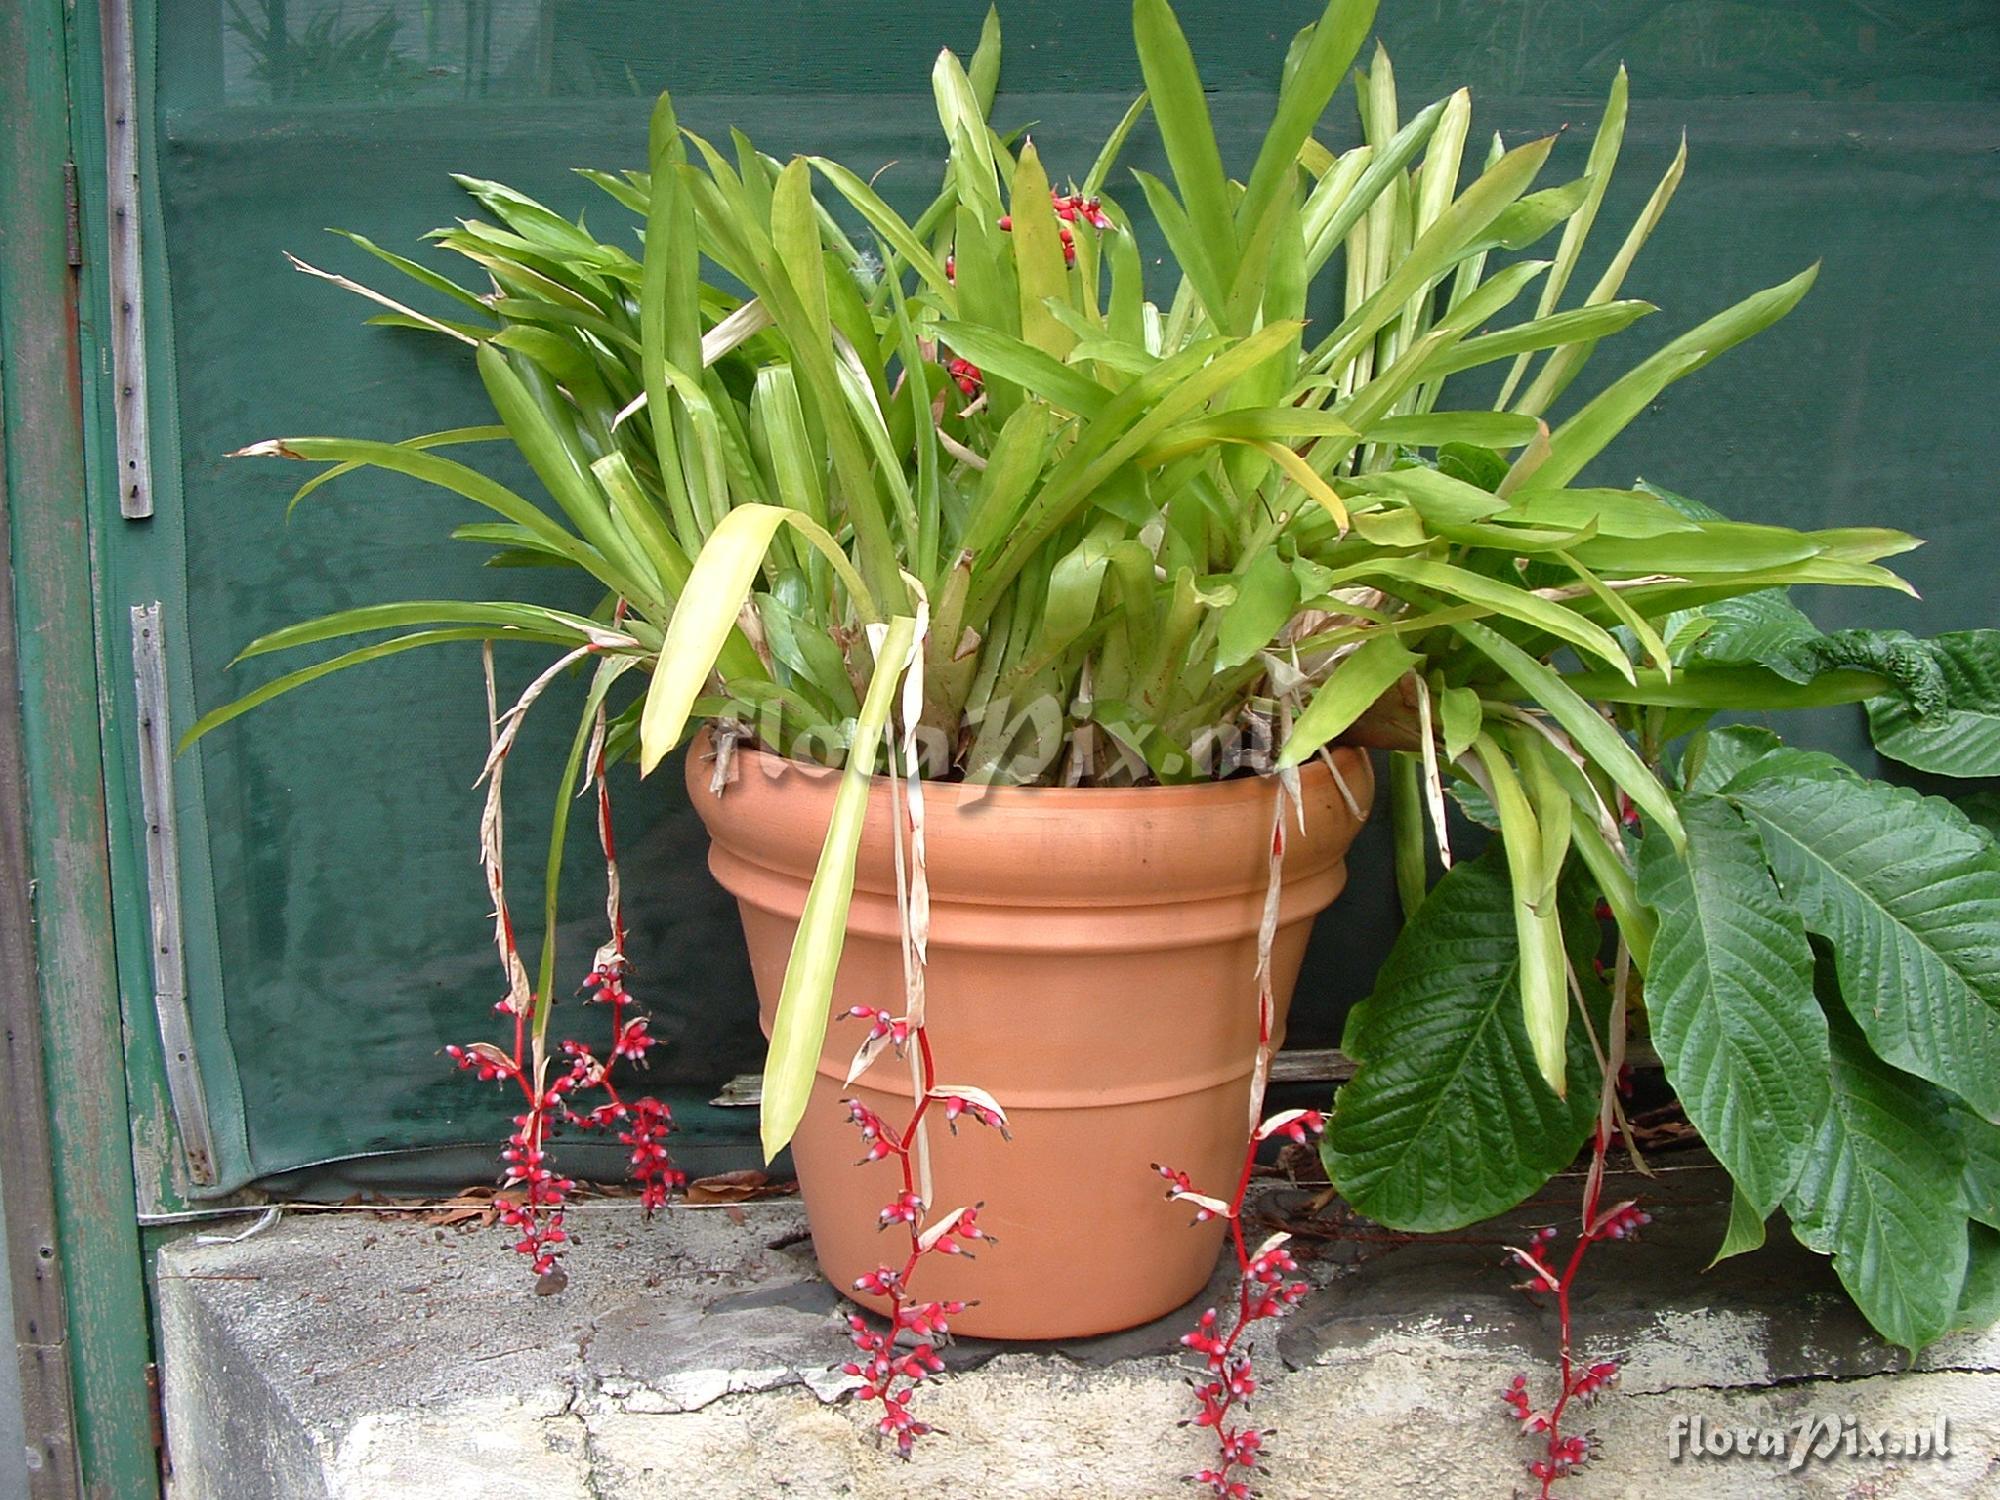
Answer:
[687, 732, 1373, 1338]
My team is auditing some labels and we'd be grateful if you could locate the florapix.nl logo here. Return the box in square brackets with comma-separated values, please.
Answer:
[1667, 1412, 1952, 1472]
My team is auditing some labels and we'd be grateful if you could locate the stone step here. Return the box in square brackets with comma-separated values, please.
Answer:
[155, 1163, 2000, 1498]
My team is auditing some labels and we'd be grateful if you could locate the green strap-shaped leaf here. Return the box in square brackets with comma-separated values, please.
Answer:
[806, 157, 954, 298]
[1359, 411, 1542, 449]
[1350, 557, 1631, 678]
[760, 615, 918, 1159]
[1301, 100, 1445, 280]
[1453, 620, 1684, 849]
[1494, 67, 1626, 409]
[1869, 631, 2000, 777]
[970, 322, 1300, 615]
[233, 600, 620, 662]
[1433, 301, 1656, 380]
[1557, 663, 1892, 712]
[1514, 138, 1686, 418]
[179, 627, 553, 751]
[328, 229, 493, 314]
[1278, 635, 1418, 767]
[1784, 1016, 1968, 1353]
[1132, 0, 1238, 299]
[475, 345, 660, 605]
[932, 321, 1109, 419]
[248, 437, 622, 590]
[1010, 140, 1076, 359]
[1564, 520, 1823, 577]
[1215, 548, 1300, 671]
[1500, 486, 1699, 540]
[537, 656, 642, 1020]
[1311, 135, 1556, 380]
[1082, 89, 1150, 200]
[1637, 794, 1828, 1216]
[1476, 732, 1568, 1094]
[1724, 748, 2000, 1121]
[966, 4, 1003, 113]
[285, 424, 509, 517]
[1235, 0, 1377, 246]
[1537, 265, 1818, 489]
[638, 504, 876, 773]
[1323, 849, 1599, 1231]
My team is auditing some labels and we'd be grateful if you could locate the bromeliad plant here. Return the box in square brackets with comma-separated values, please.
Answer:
[185, 0, 2000, 1488]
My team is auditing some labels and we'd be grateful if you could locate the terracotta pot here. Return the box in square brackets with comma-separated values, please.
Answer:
[686, 730, 1374, 1338]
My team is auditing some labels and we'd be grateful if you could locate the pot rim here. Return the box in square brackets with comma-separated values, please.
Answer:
[693, 726, 1371, 812]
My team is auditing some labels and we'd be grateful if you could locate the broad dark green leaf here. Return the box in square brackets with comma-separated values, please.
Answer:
[1725, 749, 2000, 1121]
[1954, 1225, 2000, 1333]
[1323, 850, 1599, 1231]
[1709, 1184, 1768, 1269]
[1683, 725, 1783, 795]
[1766, 629, 1942, 709]
[1638, 795, 1828, 1216]
[1683, 587, 1819, 668]
[1953, 1102, 2000, 1232]
[1960, 791, 2000, 846]
[1869, 631, 2000, 777]
[1785, 1016, 1968, 1353]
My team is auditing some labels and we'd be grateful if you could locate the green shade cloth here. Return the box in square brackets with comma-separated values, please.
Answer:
[139, 0, 1999, 1191]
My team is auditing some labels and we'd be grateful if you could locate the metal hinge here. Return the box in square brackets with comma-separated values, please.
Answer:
[62, 160, 81, 268]
[130, 604, 218, 1186]
[101, 0, 155, 519]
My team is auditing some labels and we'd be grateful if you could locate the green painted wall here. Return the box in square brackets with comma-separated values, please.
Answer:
[104, 0, 2000, 1189]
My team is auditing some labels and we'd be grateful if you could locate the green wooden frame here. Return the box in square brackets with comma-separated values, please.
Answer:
[1, 0, 169, 1494]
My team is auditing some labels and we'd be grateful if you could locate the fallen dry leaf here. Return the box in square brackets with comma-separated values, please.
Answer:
[417, 1186, 522, 1229]
[684, 1170, 798, 1206]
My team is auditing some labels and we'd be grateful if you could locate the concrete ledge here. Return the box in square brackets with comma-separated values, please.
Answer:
[157, 1165, 2000, 1498]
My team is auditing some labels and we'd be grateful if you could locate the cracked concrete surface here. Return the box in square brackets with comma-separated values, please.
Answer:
[156, 1165, 2000, 1498]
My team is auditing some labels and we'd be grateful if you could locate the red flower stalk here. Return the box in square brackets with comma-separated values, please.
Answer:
[832, 661, 1003, 1459]
[996, 186, 1114, 264]
[1499, 1132, 1650, 1494]
[1163, 1110, 1322, 1497]
[1166, 787, 1316, 1497]
[1500, 934, 1647, 1496]
[455, 657, 683, 1279]
[836, 1009, 1004, 1457]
